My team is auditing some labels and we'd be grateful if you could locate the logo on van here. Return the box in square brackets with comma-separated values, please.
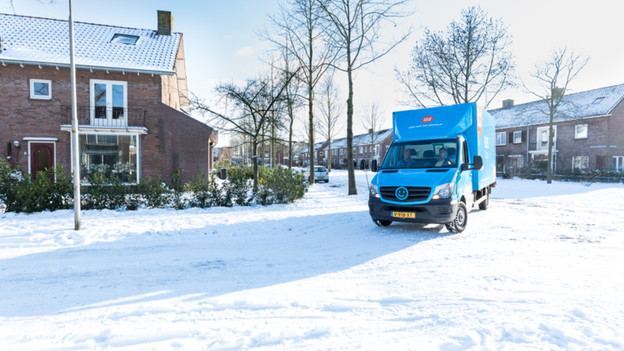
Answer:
[395, 186, 409, 201]
[422, 115, 434, 123]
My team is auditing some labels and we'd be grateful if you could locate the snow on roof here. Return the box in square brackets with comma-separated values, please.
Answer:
[330, 128, 392, 149]
[0, 13, 181, 74]
[489, 83, 624, 129]
[300, 141, 326, 153]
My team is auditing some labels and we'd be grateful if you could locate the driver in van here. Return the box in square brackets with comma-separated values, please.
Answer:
[398, 149, 414, 167]
[435, 148, 453, 167]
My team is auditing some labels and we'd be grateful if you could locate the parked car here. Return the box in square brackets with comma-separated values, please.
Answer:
[304, 166, 329, 183]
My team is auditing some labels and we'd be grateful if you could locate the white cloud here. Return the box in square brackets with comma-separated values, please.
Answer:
[236, 46, 254, 57]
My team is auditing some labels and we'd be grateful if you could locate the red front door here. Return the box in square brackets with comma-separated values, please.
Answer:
[30, 143, 55, 180]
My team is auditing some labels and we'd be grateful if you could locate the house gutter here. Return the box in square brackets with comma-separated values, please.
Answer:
[0, 58, 175, 76]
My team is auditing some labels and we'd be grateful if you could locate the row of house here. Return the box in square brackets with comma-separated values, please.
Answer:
[490, 84, 624, 175]
[0, 11, 216, 183]
[299, 129, 393, 169]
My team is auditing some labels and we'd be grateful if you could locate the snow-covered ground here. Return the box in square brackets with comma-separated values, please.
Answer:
[1, 170, 623, 350]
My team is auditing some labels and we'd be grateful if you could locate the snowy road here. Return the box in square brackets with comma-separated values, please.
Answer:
[1, 170, 623, 350]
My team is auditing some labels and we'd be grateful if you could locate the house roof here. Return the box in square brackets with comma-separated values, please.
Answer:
[300, 141, 326, 153]
[331, 128, 393, 149]
[489, 83, 624, 129]
[0, 13, 181, 74]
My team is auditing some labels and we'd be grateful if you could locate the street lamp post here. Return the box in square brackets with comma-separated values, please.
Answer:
[69, 0, 81, 230]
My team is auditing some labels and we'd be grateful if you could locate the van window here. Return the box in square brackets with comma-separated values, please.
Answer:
[381, 140, 458, 169]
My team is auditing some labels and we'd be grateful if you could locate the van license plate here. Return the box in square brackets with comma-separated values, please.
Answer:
[392, 211, 415, 219]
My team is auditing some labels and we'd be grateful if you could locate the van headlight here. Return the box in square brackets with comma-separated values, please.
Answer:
[370, 184, 380, 198]
[432, 183, 453, 199]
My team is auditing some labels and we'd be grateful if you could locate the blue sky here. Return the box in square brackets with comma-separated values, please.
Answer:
[4, 0, 624, 141]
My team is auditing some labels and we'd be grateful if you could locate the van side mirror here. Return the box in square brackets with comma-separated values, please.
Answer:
[461, 155, 483, 171]
[371, 159, 378, 172]
[473, 156, 483, 170]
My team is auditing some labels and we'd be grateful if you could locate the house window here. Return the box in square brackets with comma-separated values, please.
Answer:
[536, 126, 556, 151]
[572, 156, 589, 170]
[513, 131, 523, 144]
[592, 97, 605, 104]
[90, 80, 127, 125]
[30, 79, 52, 100]
[496, 132, 506, 146]
[111, 33, 139, 45]
[613, 156, 624, 172]
[575, 124, 588, 139]
[80, 134, 139, 183]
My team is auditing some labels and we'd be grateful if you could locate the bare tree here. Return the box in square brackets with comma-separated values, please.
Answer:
[317, 0, 410, 195]
[397, 6, 515, 108]
[317, 73, 343, 171]
[525, 47, 588, 184]
[273, 43, 305, 169]
[190, 71, 297, 190]
[360, 102, 385, 168]
[267, 0, 336, 182]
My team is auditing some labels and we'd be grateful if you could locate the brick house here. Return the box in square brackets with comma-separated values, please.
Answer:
[299, 141, 327, 167]
[489, 84, 624, 175]
[0, 12, 216, 183]
[325, 128, 393, 169]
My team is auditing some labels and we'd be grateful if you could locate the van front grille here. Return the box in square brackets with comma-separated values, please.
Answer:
[380, 186, 431, 202]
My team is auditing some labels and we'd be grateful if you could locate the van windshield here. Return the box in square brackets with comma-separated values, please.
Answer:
[381, 140, 458, 169]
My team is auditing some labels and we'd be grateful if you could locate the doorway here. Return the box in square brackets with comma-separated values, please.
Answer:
[30, 142, 55, 180]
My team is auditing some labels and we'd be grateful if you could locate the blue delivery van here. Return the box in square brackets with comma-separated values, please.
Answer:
[368, 103, 496, 233]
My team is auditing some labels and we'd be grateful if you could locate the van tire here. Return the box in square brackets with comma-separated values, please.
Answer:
[375, 219, 392, 227]
[478, 193, 489, 210]
[445, 202, 467, 233]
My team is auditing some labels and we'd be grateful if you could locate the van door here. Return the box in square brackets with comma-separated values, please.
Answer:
[457, 140, 473, 208]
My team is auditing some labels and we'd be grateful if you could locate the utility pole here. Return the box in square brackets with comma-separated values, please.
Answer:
[69, 0, 81, 230]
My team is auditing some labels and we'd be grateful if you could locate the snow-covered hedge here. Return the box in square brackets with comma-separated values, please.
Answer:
[0, 160, 308, 213]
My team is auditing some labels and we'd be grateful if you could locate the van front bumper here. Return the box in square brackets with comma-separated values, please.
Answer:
[368, 196, 458, 224]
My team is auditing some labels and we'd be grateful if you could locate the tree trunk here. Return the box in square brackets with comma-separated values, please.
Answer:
[547, 120, 554, 184]
[307, 21, 315, 184]
[288, 102, 294, 169]
[252, 137, 259, 191]
[327, 142, 332, 172]
[308, 84, 315, 183]
[347, 65, 356, 195]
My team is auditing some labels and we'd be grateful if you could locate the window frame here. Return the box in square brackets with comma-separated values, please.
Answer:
[111, 33, 140, 45]
[613, 156, 624, 172]
[89, 79, 128, 126]
[572, 155, 589, 170]
[496, 132, 506, 146]
[575, 124, 588, 139]
[536, 126, 556, 151]
[30, 79, 52, 100]
[79, 132, 140, 184]
[512, 131, 523, 144]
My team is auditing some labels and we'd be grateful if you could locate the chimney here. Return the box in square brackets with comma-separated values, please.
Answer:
[552, 87, 565, 100]
[502, 99, 514, 109]
[157, 10, 172, 35]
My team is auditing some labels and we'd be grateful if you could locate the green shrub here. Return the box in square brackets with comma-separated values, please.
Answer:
[186, 172, 212, 208]
[228, 166, 252, 206]
[169, 168, 187, 210]
[142, 176, 169, 208]
[257, 166, 308, 204]
[0, 162, 309, 213]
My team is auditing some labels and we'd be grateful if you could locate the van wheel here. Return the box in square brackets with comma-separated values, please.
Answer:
[375, 219, 392, 227]
[478, 193, 489, 210]
[445, 202, 467, 233]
